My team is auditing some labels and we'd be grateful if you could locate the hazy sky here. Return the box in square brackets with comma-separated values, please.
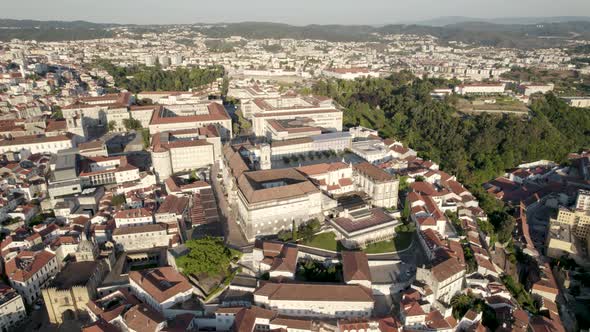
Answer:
[4, 0, 590, 25]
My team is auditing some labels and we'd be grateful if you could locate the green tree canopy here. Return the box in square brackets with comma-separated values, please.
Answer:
[176, 237, 237, 277]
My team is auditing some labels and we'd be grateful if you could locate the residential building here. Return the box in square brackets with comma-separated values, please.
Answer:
[5, 249, 59, 304]
[128, 267, 193, 317]
[0, 284, 26, 331]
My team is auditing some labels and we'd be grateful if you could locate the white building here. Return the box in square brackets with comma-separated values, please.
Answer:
[0, 284, 26, 331]
[4, 249, 59, 305]
[236, 168, 323, 241]
[454, 83, 506, 95]
[254, 283, 374, 318]
[353, 162, 399, 209]
[150, 127, 221, 181]
[112, 224, 168, 251]
[0, 135, 73, 155]
[114, 208, 154, 228]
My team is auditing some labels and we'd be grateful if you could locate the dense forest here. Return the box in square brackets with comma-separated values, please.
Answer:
[312, 72, 590, 188]
[95, 60, 224, 93]
[0, 19, 115, 41]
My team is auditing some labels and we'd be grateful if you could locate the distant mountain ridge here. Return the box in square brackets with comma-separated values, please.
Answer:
[408, 16, 590, 26]
[2, 18, 590, 48]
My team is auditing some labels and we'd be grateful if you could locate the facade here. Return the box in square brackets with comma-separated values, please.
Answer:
[416, 257, 465, 304]
[112, 224, 169, 251]
[128, 267, 193, 317]
[148, 102, 232, 140]
[331, 207, 400, 249]
[114, 208, 154, 228]
[151, 127, 221, 180]
[236, 168, 323, 241]
[5, 249, 59, 305]
[270, 132, 352, 160]
[254, 283, 374, 318]
[249, 96, 342, 136]
[0, 134, 72, 155]
[42, 261, 108, 324]
[454, 83, 506, 95]
[0, 284, 26, 332]
[353, 162, 399, 209]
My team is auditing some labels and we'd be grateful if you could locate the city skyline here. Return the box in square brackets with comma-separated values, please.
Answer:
[3, 0, 590, 25]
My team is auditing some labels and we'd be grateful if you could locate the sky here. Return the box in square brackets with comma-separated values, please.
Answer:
[3, 0, 590, 25]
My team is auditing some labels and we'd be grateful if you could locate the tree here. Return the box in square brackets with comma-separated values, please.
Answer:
[107, 120, 117, 132]
[111, 194, 126, 208]
[176, 237, 237, 277]
[122, 118, 142, 131]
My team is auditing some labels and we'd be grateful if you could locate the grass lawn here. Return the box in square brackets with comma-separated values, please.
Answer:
[301, 232, 339, 251]
[363, 232, 413, 254]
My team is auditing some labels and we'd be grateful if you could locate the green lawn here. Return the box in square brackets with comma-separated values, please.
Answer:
[363, 232, 413, 254]
[301, 232, 339, 251]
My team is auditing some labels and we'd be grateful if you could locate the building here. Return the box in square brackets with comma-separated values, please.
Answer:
[249, 96, 342, 136]
[128, 267, 193, 317]
[518, 83, 554, 96]
[353, 162, 399, 209]
[148, 102, 232, 140]
[562, 97, 590, 108]
[254, 282, 374, 318]
[270, 132, 352, 160]
[150, 126, 221, 180]
[42, 261, 108, 324]
[236, 168, 323, 241]
[0, 284, 26, 331]
[454, 83, 506, 95]
[112, 224, 168, 251]
[114, 208, 154, 228]
[330, 206, 400, 249]
[415, 256, 465, 304]
[342, 251, 372, 288]
[322, 67, 380, 80]
[0, 134, 73, 156]
[5, 249, 59, 305]
[296, 162, 355, 196]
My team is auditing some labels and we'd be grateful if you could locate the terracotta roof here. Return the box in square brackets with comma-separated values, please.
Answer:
[254, 282, 373, 302]
[4, 249, 55, 282]
[342, 251, 372, 282]
[354, 162, 394, 182]
[128, 267, 192, 303]
[123, 304, 165, 332]
[237, 168, 319, 204]
[112, 223, 165, 236]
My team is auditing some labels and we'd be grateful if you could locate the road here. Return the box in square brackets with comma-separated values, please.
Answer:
[211, 164, 250, 248]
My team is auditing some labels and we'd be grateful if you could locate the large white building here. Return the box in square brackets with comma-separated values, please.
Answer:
[248, 96, 343, 136]
[254, 283, 374, 318]
[236, 168, 324, 241]
[353, 162, 399, 209]
[454, 83, 506, 95]
[114, 208, 154, 228]
[0, 134, 73, 155]
[4, 249, 59, 304]
[150, 126, 221, 181]
[112, 224, 168, 251]
[148, 102, 232, 140]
